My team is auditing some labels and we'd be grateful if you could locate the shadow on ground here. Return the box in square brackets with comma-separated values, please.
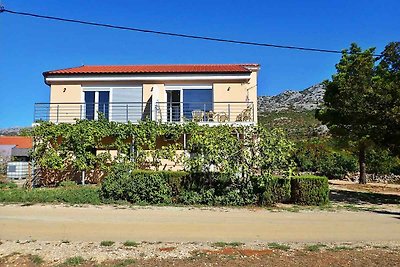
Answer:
[330, 189, 400, 205]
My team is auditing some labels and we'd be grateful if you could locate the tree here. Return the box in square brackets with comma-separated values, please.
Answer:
[316, 43, 378, 184]
[374, 42, 400, 155]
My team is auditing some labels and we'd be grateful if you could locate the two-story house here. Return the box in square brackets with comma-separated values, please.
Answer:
[35, 64, 259, 124]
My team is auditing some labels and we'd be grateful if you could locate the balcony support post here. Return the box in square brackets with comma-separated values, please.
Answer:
[228, 104, 231, 122]
[203, 104, 206, 121]
[56, 104, 59, 123]
[126, 104, 129, 123]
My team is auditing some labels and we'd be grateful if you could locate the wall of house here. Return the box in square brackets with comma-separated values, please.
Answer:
[46, 70, 258, 124]
[212, 71, 258, 123]
[48, 84, 82, 123]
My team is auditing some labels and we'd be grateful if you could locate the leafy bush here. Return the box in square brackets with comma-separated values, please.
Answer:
[366, 148, 400, 175]
[253, 175, 291, 205]
[0, 186, 101, 204]
[100, 240, 114, 246]
[100, 166, 187, 204]
[294, 142, 357, 178]
[290, 175, 329, 205]
[178, 190, 202, 205]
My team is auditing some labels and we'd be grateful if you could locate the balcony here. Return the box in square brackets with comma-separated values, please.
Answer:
[34, 102, 255, 125]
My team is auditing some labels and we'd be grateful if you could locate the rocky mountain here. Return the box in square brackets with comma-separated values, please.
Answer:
[0, 127, 31, 136]
[258, 83, 325, 112]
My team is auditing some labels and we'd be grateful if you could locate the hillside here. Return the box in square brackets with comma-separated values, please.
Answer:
[258, 83, 325, 112]
[257, 83, 327, 140]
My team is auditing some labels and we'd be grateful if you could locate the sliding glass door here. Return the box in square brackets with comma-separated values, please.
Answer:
[84, 91, 109, 120]
[183, 89, 213, 120]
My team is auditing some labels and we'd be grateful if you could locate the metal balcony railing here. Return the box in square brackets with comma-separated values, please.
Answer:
[34, 102, 255, 124]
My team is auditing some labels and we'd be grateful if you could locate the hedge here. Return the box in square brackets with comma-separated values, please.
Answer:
[252, 175, 291, 205]
[1, 171, 329, 206]
[100, 168, 188, 204]
[290, 175, 329, 205]
[0, 185, 101, 204]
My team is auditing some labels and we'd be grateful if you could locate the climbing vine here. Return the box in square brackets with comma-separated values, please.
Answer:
[32, 117, 295, 181]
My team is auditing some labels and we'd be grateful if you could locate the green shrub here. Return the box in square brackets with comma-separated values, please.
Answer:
[0, 186, 101, 204]
[294, 142, 357, 178]
[100, 240, 114, 246]
[178, 190, 202, 205]
[253, 175, 291, 205]
[123, 240, 139, 247]
[63, 256, 85, 266]
[366, 148, 400, 175]
[290, 175, 329, 205]
[319, 152, 357, 179]
[101, 167, 176, 204]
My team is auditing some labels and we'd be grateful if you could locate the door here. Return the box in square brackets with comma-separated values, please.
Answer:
[166, 90, 181, 122]
[84, 91, 110, 120]
[98, 91, 109, 119]
[183, 89, 213, 120]
[84, 91, 95, 120]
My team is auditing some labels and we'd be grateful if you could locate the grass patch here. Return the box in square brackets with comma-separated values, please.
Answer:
[328, 245, 353, 251]
[212, 241, 244, 248]
[268, 242, 290, 251]
[373, 245, 390, 249]
[100, 240, 115, 247]
[113, 259, 136, 266]
[29, 254, 44, 265]
[0, 181, 18, 189]
[304, 244, 327, 252]
[63, 256, 85, 266]
[123, 240, 139, 247]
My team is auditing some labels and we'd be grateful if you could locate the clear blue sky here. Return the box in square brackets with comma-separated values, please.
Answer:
[0, 0, 399, 128]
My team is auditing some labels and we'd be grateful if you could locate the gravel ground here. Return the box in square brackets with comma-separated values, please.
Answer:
[0, 240, 399, 266]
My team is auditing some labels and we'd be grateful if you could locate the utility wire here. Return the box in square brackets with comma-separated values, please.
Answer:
[0, 7, 382, 56]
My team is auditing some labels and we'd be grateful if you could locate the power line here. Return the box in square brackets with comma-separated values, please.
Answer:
[0, 7, 382, 56]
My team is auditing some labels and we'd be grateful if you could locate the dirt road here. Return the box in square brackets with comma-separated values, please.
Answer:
[1, 204, 399, 243]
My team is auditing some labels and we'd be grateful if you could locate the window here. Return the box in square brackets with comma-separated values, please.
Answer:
[183, 89, 213, 119]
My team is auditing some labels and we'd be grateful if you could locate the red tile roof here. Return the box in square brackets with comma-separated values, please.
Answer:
[44, 64, 259, 75]
[0, 136, 33, 149]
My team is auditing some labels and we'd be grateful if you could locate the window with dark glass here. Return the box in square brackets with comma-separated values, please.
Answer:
[183, 89, 213, 119]
[84, 91, 95, 120]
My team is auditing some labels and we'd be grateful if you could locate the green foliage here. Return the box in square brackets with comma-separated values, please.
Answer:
[252, 175, 291, 205]
[63, 256, 85, 266]
[374, 42, 400, 154]
[123, 240, 139, 247]
[101, 167, 173, 204]
[317, 42, 400, 182]
[28, 254, 44, 265]
[0, 180, 18, 189]
[212, 242, 244, 248]
[32, 120, 294, 183]
[58, 180, 78, 187]
[294, 141, 357, 178]
[0, 186, 101, 204]
[268, 242, 291, 251]
[178, 190, 202, 205]
[366, 148, 400, 175]
[290, 175, 329, 205]
[100, 240, 115, 246]
[258, 110, 323, 140]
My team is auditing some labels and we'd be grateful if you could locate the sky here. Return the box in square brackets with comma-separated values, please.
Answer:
[0, 0, 399, 128]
